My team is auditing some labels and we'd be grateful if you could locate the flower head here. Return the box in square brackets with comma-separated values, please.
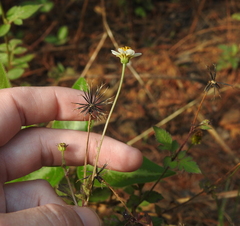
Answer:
[73, 84, 112, 120]
[111, 46, 142, 64]
[204, 64, 232, 98]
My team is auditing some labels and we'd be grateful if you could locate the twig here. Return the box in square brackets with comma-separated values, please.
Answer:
[127, 99, 198, 146]
[29, 21, 58, 50]
[100, 0, 157, 106]
[73, 0, 89, 43]
[79, 32, 107, 78]
[197, 112, 239, 164]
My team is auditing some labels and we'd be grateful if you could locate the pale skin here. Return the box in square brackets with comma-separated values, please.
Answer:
[0, 87, 143, 226]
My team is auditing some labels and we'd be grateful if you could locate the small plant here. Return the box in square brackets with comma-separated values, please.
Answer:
[217, 44, 240, 71]
[118, 0, 154, 18]
[44, 25, 69, 45]
[0, 3, 42, 79]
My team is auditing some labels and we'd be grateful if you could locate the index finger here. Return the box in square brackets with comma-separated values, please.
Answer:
[0, 86, 86, 146]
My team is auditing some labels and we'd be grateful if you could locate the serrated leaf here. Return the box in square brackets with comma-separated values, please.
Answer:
[143, 191, 163, 203]
[163, 156, 177, 169]
[7, 68, 24, 80]
[153, 126, 172, 151]
[168, 161, 178, 169]
[163, 156, 171, 168]
[178, 157, 201, 173]
[6, 167, 64, 187]
[0, 63, 11, 88]
[77, 157, 175, 188]
[127, 194, 140, 207]
[171, 140, 179, 153]
[178, 151, 186, 159]
[0, 24, 11, 37]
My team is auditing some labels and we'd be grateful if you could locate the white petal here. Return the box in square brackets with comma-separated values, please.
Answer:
[133, 53, 142, 57]
[126, 49, 135, 56]
[111, 50, 120, 56]
[118, 48, 125, 54]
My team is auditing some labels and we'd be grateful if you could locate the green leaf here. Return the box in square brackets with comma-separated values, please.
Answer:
[13, 46, 27, 54]
[40, 1, 54, 13]
[0, 43, 7, 51]
[12, 54, 35, 66]
[7, 68, 24, 80]
[44, 35, 59, 44]
[127, 194, 140, 207]
[163, 156, 171, 168]
[0, 63, 11, 88]
[6, 5, 42, 22]
[18, 5, 42, 19]
[58, 26, 68, 41]
[0, 24, 11, 37]
[171, 140, 179, 153]
[52, 120, 88, 131]
[178, 156, 201, 173]
[232, 13, 240, 20]
[72, 76, 89, 91]
[6, 167, 64, 187]
[77, 157, 175, 188]
[143, 191, 163, 203]
[90, 187, 111, 202]
[6, 6, 20, 22]
[163, 156, 177, 169]
[153, 126, 172, 151]
[0, 53, 8, 64]
[9, 39, 22, 48]
[124, 185, 135, 195]
[178, 150, 186, 159]
[152, 217, 165, 226]
[13, 18, 23, 25]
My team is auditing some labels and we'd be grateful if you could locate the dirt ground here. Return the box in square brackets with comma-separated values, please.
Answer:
[3, 0, 240, 225]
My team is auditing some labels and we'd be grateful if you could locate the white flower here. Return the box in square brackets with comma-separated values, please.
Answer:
[111, 46, 142, 64]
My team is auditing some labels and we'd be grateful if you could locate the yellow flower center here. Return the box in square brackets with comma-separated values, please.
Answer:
[120, 46, 131, 51]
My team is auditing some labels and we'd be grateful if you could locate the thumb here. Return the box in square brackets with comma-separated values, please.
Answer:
[0, 204, 102, 226]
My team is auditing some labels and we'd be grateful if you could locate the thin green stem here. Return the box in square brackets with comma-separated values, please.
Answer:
[192, 92, 207, 125]
[136, 92, 208, 209]
[90, 63, 126, 183]
[0, 3, 11, 69]
[61, 151, 78, 206]
[83, 116, 92, 184]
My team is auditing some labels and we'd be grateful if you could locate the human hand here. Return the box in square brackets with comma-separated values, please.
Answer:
[0, 87, 142, 226]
